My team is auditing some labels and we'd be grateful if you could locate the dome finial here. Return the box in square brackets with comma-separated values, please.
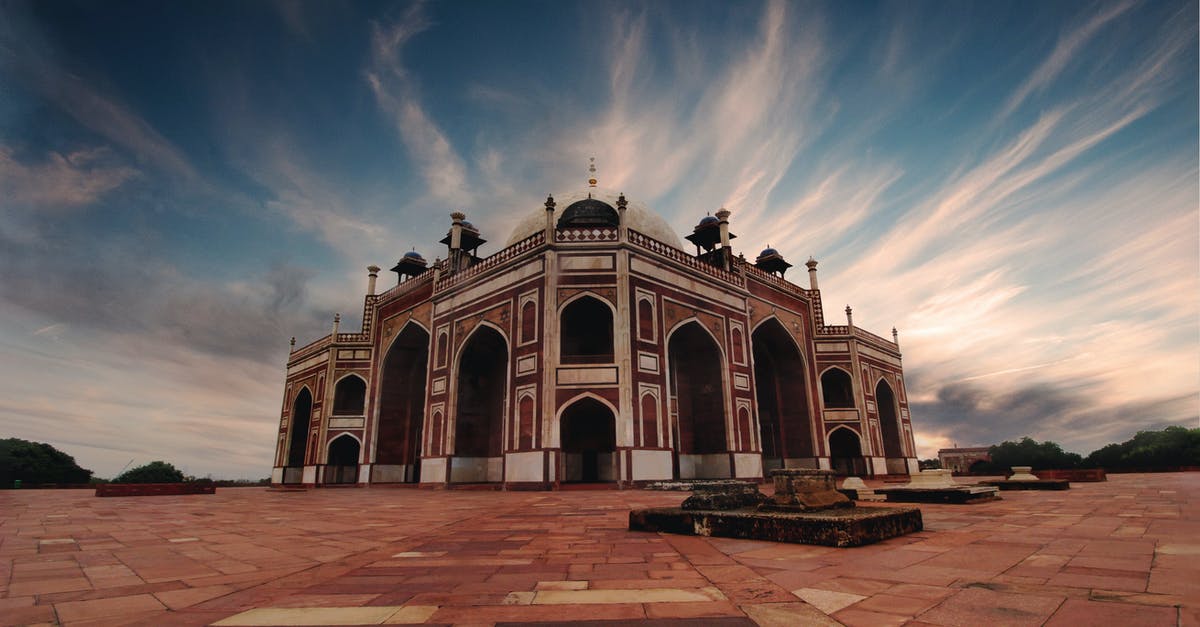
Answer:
[588, 157, 597, 188]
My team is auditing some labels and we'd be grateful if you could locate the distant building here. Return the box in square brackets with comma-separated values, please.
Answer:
[272, 178, 919, 488]
[938, 447, 992, 473]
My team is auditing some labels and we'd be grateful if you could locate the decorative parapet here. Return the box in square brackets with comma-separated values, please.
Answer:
[741, 262, 813, 300]
[556, 227, 618, 243]
[434, 231, 546, 292]
[628, 229, 745, 287]
[376, 269, 434, 302]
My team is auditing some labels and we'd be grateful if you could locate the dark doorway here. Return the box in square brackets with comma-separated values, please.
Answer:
[326, 435, 360, 484]
[560, 296, 614, 364]
[667, 321, 727, 478]
[752, 319, 814, 471]
[829, 428, 867, 476]
[284, 388, 312, 483]
[332, 376, 366, 415]
[560, 397, 617, 482]
[454, 326, 507, 480]
[376, 324, 429, 483]
[876, 380, 904, 459]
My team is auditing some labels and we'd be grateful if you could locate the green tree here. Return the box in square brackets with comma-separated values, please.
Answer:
[1084, 426, 1200, 469]
[984, 437, 1082, 471]
[113, 461, 185, 484]
[0, 438, 93, 486]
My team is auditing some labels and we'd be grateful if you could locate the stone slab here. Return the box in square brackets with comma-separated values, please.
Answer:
[628, 506, 922, 547]
[983, 479, 1070, 490]
[874, 486, 1000, 504]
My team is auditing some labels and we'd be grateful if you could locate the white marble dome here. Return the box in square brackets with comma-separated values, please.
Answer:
[504, 188, 684, 250]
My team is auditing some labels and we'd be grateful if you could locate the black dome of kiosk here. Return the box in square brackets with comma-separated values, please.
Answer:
[557, 197, 619, 229]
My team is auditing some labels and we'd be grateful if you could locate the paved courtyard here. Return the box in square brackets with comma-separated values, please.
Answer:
[1, 473, 1196, 626]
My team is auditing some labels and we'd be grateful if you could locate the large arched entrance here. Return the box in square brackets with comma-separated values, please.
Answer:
[876, 380, 906, 474]
[752, 319, 815, 471]
[325, 435, 360, 484]
[284, 388, 312, 484]
[375, 324, 429, 483]
[667, 321, 729, 478]
[559, 397, 617, 483]
[452, 325, 507, 483]
[829, 428, 867, 476]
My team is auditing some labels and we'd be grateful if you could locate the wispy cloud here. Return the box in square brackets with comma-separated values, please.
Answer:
[0, 145, 137, 210]
[366, 4, 471, 207]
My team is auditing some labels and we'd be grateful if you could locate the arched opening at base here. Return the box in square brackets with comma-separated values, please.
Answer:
[876, 380, 907, 474]
[829, 428, 868, 477]
[283, 388, 313, 484]
[752, 319, 815, 472]
[667, 321, 729, 479]
[325, 435, 360, 484]
[375, 324, 430, 483]
[451, 325, 508, 483]
[559, 397, 617, 483]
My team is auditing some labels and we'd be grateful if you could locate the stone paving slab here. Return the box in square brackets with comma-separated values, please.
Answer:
[0, 472, 1195, 625]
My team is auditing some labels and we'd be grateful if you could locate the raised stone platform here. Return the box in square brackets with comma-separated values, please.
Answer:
[874, 469, 1000, 504]
[629, 504, 923, 547]
[630, 469, 921, 547]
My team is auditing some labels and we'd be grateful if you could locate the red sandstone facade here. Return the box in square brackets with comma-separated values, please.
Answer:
[272, 188, 918, 488]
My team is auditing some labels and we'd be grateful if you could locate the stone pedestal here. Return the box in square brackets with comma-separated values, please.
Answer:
[1008, 466, 1039, 481]
[839, 476, 884, 502]
[762, 469, 852, 511]
[905, 469, 957, 488]
[679, 480, 767, 511]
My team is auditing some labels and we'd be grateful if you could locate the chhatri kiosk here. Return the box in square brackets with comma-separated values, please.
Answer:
[272, 175, 918, 488]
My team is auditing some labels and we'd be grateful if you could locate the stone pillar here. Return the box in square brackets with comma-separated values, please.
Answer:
[806, 257, 819, 290]
[544, 194, 556, 242]
[331, 312, 341, 336]
[366, 265, 380, 295]
[845, 305, 853, 329]
[449, 212, 465, 271]
[716, 208, 731, 271]
[892, 327, 899, 348]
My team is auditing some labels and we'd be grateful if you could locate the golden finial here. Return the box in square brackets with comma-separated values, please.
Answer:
[588, 157, 597, 187]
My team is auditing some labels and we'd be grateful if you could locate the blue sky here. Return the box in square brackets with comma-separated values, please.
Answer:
[1, 0, 1196, 479]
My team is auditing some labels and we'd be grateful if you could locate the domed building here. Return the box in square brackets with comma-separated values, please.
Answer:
[272, 182, 918, 488]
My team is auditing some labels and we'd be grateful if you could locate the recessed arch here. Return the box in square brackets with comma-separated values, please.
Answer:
[751, 316, 814, 470]
[558, 293, 615, 364]
[285, 386, 313, 471]
[875, 378, 904, 459]
[325, 433, 361, 484]
[331, 373, 367, 416]
[558, 395, 617, 483]
[666, 319, 729, 478]
[451, 322, 509, 480]
[820, 366, 856, 409]
[375, 322, 430, 483]
[828, 426, 867, 476]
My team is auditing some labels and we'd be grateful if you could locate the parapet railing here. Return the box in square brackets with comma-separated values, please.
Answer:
[377, 268, 435, 302]
[740, 262, 812, 299]
[434, 231, 546, 292]
[627, 229, 745, 287]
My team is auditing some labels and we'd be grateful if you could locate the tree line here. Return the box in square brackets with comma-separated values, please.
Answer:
[923, 426, 1199, 473]
[0, 438, 265, 487]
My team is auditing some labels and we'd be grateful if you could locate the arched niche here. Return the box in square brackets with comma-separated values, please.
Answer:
[829, 427, 867, 477]
[876, 379, 905, 471]
[325, 434, 360, 484]
[560, 295, 614, 364]
[821, 367, 855, 408]
[286, 387, 312, 475]
[559, 396, 617, 483]
[752, 318, 815, 471]
[451, 324, 508, 482]
[667, 320, 729, 478]
[375, 323, 429, 483]
[332, 374, 366, 416]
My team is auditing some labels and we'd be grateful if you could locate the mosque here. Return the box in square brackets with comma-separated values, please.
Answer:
[271, 171, 918, 488]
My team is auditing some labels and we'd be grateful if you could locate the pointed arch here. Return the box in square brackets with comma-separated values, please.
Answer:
[325, 433, 361, 484]
[751, 316, 815, 470]
[557, 394, 617, 483]
[875, 378, 904, 459]
[559, 292, 615, 364]
[666, 319, 729, 478]
[375, 321, 430, 483]
[820, 366, 855, 409]
[451, 322, 509, 471]
[285, 386, 313, 470]
[827, 426, 867, 477]
[331, 373, 367, 416]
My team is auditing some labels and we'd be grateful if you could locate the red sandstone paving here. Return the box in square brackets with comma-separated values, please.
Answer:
[0, 473, 1194, 625]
